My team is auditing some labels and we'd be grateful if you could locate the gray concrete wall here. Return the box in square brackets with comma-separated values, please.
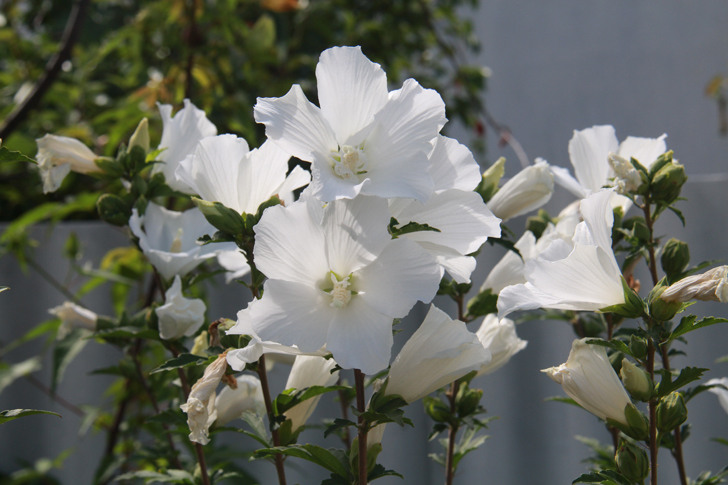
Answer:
[2, 2, 728, 484]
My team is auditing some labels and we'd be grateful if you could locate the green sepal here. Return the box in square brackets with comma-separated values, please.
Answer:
[599, 277, 646, 319]
[192, 197, 247, 236]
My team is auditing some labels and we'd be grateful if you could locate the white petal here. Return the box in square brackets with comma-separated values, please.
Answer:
[41, 163, 72, 194]
[361, 150, 434, 201]
[316, 46, 388, 145]
[396, 189, 501, 255]
[326, 297, 393, 374]
[322, 197, 392, 276]
[253, 197, 329, 286]
[251, 279, 335, 352]
[480, 231, 537, 294]
[156, 99, 217, 193]
[276, 165, 311, 206]
[357, 238, 440, 318]
[579, 189, 618, 262]
[568, 125, 618, 193]
[427, 135, 482, 193]
[176, 134, 248, 213]
[217, 250, 250, 283]
[254, 84, 337, 163]
[237, 140, 290, 214]
[308, 159, 369, 201]
[497, 283, 564, 318]
[418, 242, 476, 284]
[550, 165, 589, 199]
[618, 134, 667, 169]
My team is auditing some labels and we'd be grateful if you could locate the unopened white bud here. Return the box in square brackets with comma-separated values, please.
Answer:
[661, 266, 728, 303]
[486, 159, 554, 221]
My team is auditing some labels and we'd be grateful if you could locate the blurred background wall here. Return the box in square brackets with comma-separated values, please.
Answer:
[2, 1, 728, 484]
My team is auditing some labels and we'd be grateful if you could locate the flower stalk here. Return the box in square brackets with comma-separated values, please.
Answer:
[257, 354, 287, 485]
[355, 369, 368, 485]
[445, 294, 465, 485]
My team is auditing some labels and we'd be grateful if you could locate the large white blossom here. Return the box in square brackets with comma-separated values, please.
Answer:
[250, 195, 441, 374]
[497, 189, 624, 318]
[283, 355, 339, 432]
[486, 159, 554, 221]
[175, 135, 311, 214]
[226, 300, 327, 371]
[543, 338, 632, 426]
[215, 375, 266, 425]
[475, 314, 527, 376]
[180, 354, 228, 444]
[551, 125, 667, 211]
[153, 99, 217, 193]
[388, 136, 501, 283]
[254, 46, 446, 202]
[155, 275, 206, 340]
[35, 134, 100, 193]
[386, 305, 490, 403]
[129, 202, 235, 280]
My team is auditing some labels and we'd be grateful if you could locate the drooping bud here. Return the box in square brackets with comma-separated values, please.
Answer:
[620, 359, 653, 402]
[475, 157, 505, 203]
[661, 266, 728, 304]
[615, 440, 649, 483]
[656, 392, 688, 433]
[651, 159, 687, 204]
[129, 118, 150, 154]
[661, 238, 690, 279]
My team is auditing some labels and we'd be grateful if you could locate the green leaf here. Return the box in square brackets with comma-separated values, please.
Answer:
[0, 408, 61, 424]
[452, 426, 489, 470]
[544, 396, 582, 408]
[572, 469, 632, 485]
[114, 469, 196, 483]
[273, 385, 349, 416]
[0, 146, 36, 164]
[0, 357, 43, 395]
[368, 463, 404, 481]
[147, 410, 187, 426]
[52, 329, 89, 392]
[92, 326, 159, 341]
[239, 410, 271, 448]
[388, 217, 441, 238]
[586, 338, 633, 359]
[256, 445, 351, 479]
[324, 418, 357, 439]
[150, 354, 211, 374]
[0, 319, 59, 358]
[655, 366, 708, 398]
[667, 315, 728, 343]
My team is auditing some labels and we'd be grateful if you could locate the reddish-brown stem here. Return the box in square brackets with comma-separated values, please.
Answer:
[257, 354, 287, 485]
[647, 341, 658, 485]
[641, 198, 660, 287]
[355, 369, 368, 485]
[445, 296, 466, 485]
[337, 378, 352, 451]
[660, 345, 688, 485]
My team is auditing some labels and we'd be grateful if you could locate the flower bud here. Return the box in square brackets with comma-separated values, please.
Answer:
[628, 335, 647, 361]
[129, 118, 150, 154]
[620, 359, 653, 402]
[424, 396, 453, 423]
[97, 194, 132, 227]
[192, 197, 247, 236]
[648, 284, 682, 322]
[475, 157, 505, 203]
[49, 301, 98, 339]
[656, 392, 688, 433]
[623, 403, 650, 441]
[661, 266, 728, 304]
[486, 159, 554, 221]
[661, 238, 690, 279]
[283, 355, 339, 432]
[457, 386, 483, 417]
[651, 160, 687, 204]
[615, 440, 649, 483]
[648, 150, 674, 178]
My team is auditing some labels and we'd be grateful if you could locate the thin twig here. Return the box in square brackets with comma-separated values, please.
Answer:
[647, 340, 658, 485]
[26, 256, 83, 306]
[355, 369, 368, 485]
[257, 354, 287, 485]
[24, 373, 86, 419]
[0, 0, 91, 139]
[184, 0, 198, 100]
[445, 296, 466, 485]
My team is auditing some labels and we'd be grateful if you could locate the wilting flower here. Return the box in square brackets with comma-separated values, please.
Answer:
[543, 338, 632, 426]
[486, 159, 554, 221]
[129, 202, 235, 280]
[254, 46, 446, 202]
[706, 378, 728, 414]
[215, 375, 266, 425]
[661, 266, 728, 303]
[251, 195, 441, 374]
[155, 276, 206, 340]
[283, 355, 339, 432]
[475, 314, 527, 376]
[551, 125, 667, 211]
[387, 136, 501, 283]
[386, 305, 490, 403]
[35, 135, 100, 193]
[497, 189, 624, 318]
[176, 135, 311, 214]
[153, 99, 217, 193]
[226, 300, 327, 371]
[181, 353, 228, 444]
[49, 301, 97, 338]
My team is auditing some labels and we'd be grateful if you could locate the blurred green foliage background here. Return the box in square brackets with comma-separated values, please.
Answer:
[0, 0, 491, 220]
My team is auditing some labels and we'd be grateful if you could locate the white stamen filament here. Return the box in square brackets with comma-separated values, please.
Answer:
[332, 145, 368, 180]
[328, 273, 352, 309]
[170, 228, 184, 253]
